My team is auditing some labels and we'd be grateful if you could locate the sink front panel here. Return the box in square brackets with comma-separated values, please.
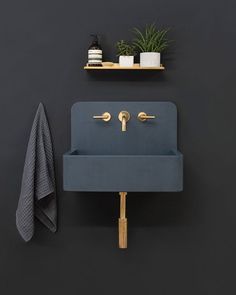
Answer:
[64, 150, 183, 192]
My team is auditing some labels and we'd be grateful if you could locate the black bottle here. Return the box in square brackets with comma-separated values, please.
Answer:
[88, 34, 102, 67]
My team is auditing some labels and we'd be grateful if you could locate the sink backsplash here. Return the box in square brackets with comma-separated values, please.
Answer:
[71, 101, 177, 155]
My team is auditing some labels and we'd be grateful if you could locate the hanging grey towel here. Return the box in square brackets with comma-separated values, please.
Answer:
[16, 103, 57, 241]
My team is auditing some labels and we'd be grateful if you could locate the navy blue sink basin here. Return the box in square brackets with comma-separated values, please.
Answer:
[64, 149, 183, 192]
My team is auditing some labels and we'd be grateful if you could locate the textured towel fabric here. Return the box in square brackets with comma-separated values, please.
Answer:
[16, 103, 57, 241]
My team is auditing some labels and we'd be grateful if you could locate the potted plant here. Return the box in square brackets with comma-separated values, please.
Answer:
[116, 40, 135, 67]
[133, 23, 170, 67]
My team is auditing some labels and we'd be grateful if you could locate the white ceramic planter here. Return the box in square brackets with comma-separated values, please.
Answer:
[140, 52, 161, 67]
[119, 56, 134, 67]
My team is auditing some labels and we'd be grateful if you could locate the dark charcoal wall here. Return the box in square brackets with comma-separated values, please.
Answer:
[0, 0, 236, 294]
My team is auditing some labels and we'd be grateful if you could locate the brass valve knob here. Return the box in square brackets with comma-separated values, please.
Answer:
[138, 112, 156, 122]
[93, 112, 111, 122]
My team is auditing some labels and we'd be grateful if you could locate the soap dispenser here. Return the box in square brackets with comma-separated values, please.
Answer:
[88, 34, 102, 67]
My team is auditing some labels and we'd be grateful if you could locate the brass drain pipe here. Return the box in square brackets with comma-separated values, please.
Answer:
[118, 192, 127, 249]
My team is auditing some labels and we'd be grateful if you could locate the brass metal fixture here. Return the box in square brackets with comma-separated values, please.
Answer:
[93, 112, 111, 122]
[118, 111, 130, 132]
[138, 112, 156, 122]
[118, 192, 127, 249]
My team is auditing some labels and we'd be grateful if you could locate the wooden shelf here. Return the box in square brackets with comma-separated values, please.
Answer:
[84, 63, 165, 71]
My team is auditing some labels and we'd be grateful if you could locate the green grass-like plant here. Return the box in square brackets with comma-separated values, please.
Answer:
[116, 40, 135, 56]
[133, 23, 170, 53]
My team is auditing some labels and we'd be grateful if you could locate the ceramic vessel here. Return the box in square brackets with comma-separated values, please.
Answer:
[140, 52, 160, 67]
[119, 56, 134, 67]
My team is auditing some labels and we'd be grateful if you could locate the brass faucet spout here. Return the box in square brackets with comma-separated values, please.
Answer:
[118, 111, 130, 132]
[122, 115, 126, 131]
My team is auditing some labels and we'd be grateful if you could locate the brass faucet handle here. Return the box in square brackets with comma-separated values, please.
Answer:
[138, 112, 156, 122]
[93, 112, 111, 122]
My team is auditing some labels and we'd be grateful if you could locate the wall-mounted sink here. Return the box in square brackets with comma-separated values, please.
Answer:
[63, 102, 183, 248]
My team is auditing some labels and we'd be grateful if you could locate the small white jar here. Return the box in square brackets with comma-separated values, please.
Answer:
[119, 56, 134, 67]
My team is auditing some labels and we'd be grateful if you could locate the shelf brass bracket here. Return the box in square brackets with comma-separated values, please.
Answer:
[118, 192, 127, 249]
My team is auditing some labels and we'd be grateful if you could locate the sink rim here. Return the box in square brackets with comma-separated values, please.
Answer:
[64, 149, 183, 157]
